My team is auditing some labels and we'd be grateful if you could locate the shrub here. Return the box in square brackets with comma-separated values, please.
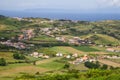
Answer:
[0, 58, 7, 66]
[63, 63, 70, 69]
[84, 61, 100, 69]
[13, 53, 25, 60]
[101, 64, 108, 70]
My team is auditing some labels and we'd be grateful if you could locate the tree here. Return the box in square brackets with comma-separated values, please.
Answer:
[13, 53, 20, 59]
[33, 61, 36, 65]
[95, 61, 100, 68]
[13, 53, 25, 60]
[101, 64, 108, 70]
[63, 63, 70, 69]
[0, 58, 7, 66]
[110, 66, 114, 70]
[84, 61, 100, 69]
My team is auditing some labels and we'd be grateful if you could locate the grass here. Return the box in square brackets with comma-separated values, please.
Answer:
[0, 63, 49, 80]
[0, 63, 30, 71]
[0, 52, 17, 62]
[70, 63, 88, 70]
[50, 46, 83, 54]
[0, 25, 7, 30]
[0, 51, 27, 63]
[32, 35, 56, 41]
[80, 34, 120, 46]
[94, 34, 120, 45]
[107, 59, 120, 64]
[38, 61, 64, 69]
[73, 46, 100, 52]
[98, 59, 120, 67]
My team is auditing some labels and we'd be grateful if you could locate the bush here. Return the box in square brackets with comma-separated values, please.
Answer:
[13, 53, 25, 60]
[63, 63, 70, 69]
[84, 61, 100, 69]
[0, 58, 7, 66]
[101, 64, 108, 70]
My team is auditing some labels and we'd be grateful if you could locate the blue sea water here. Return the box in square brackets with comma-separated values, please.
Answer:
[0, 11, 120, 21]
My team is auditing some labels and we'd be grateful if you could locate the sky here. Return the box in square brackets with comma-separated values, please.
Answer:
[0, 0, 120, 13]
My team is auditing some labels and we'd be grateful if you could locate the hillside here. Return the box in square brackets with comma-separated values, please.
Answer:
[0, 15, 120, 46]
[81, 34, 120, 46]
[0, 15, 120, 80]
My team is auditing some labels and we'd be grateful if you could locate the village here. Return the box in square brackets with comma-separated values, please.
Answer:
[0, 40, 27, 49]
[30, 50, 120, 65]
[0, 15, 120, 80]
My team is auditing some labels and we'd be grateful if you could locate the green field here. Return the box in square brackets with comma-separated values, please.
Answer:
[0, 52, 20, 62]
[50, 46, 83, 54]
[31, 35, 56, 41]
[38, 61, 64, 69]
[0, 58, 61, 80]
[70, 63, 88, 70]
[73, 46, 100, 52]
[81, 34, 120, 46]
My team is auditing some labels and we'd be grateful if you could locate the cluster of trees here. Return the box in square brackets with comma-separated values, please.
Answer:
[13, 53, 25, 60]
[84, 61, 108, 70]
[0, 58, 7, 66]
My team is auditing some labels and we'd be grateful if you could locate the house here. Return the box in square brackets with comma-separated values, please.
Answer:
[33, 52, 39, 56]
[82, 54, 88, 61]
[13, 17, 22, 21]
[56, 53, 63, 57]
[56, 37, 66, 42]
[72, 53, 78, 58]
[18, 34, 24, 40]
[20, 29, 34, 40]
[89, 59, 96, 62]
[68, 39, 75, 44]
[66, 55, 71, 59]
[43, 55, 50, 59]
[41, 28, 49, 32]
[38, 53, 44, 57]
[0, 41, 27, 49]
[106, 48, 115, 52]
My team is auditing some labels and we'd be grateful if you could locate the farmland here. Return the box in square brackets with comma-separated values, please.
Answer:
[0, 15, 120, 80]
[50, 46, 83, 54]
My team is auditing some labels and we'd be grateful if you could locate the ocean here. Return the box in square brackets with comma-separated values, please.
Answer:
[0, 11, 120, 21]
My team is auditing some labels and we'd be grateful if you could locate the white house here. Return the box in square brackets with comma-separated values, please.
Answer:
[72, 53, 78, 57]
[66, 55, 71, 59]
[56, 53, 63, 57]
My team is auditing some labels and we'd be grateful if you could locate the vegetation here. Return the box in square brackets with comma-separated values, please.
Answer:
[13, 53, 26, 60]
[84, 61, 100, 69]
[0, 58, 7, 66]
[0, 15, 120, 80]
[73, 46, 100, 52]
[15, 69, 120, 80]
[63, 63, 70, 69]
[50, 46, 83, 54]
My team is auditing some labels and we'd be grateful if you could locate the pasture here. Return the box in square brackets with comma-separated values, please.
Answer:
[73, 46, 100, 52]
[50, 46, 83, 54]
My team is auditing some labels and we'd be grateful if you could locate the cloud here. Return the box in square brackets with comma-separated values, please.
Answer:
[99, 0, 120, 7]
[110, 0, 120, 7]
